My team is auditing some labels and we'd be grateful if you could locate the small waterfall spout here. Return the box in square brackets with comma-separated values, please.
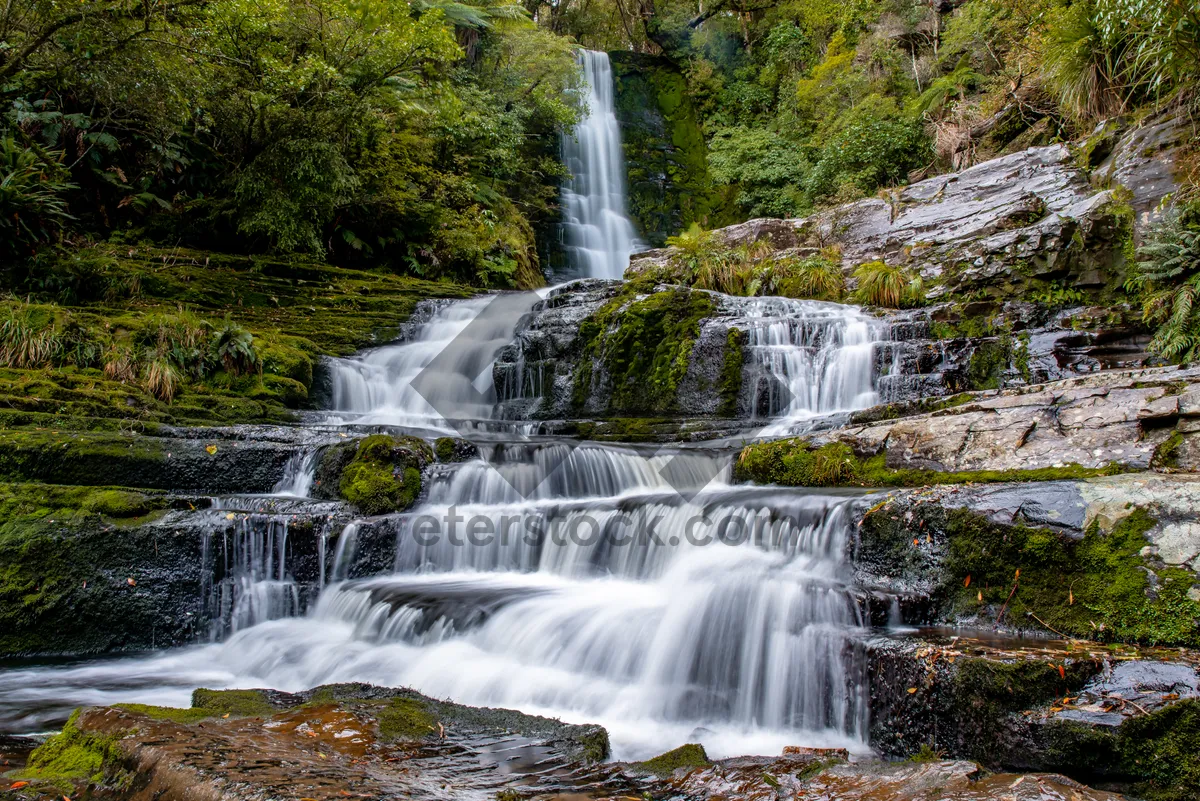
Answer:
[560, 50, 641, 280]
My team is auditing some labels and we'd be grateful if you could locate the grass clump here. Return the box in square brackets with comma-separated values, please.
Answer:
[851, 261, 924, 308]
[635, 743, 711, 776]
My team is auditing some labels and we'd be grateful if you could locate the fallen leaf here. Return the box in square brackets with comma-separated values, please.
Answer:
[912, 538, 919, 546]
[127, 577, 137, 587]
[964, 575, 971, 588]
[1015, 569, 1020, 579]
[977, 590, 983, 602]
[1058, 664, 1066, 679]
[1069, 589, 1074, 605]
[206, 444, 218, 455]
[9, 782, 29, 790]
[907, 687, 917, 694]
[225, 513, 236, 520]
[222, 713, 230, 719]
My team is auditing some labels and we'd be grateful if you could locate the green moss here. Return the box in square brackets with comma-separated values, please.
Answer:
[734, 440, 1124, 489]
[190, 688, 276, 717]
[718, 327, 746, 417]
[635, 743, 711, 776]
[572, 285, 714, 415]
[942, 507, 1200, 645]
[1118, 699, 1200, 800]
[609, 54, 735, 246]
[1152, 430, 1185, 469]
[338, 435, 430, 515]
[377, 697, 439, 742]
[966, 337, 1011, 391]
[114, 703, 217, 724]
[18, 708, 131, 791]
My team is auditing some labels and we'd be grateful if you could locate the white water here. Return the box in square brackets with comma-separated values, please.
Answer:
[0, 445, 870, 760]
[733, 297, 890, 432]
[0, 67, 902, 765]
[560, 50, 641, 280]
[323, 293, 540, 429]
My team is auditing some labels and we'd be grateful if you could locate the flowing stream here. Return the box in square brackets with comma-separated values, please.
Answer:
[0, 54, 899, 762]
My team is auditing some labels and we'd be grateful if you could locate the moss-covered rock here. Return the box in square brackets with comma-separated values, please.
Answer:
[861, 497, 1200, 646]
[609, 53, 735, 246]
[634, 743, 711, 776]
[572, 285, 715, 415]
[191, 688, 276, 717]
[434, 436, 479, 463]
[16, 708, 132, 792]
[733, 439, 1122, 490]
[0, 483, 206, 656]
[338, 435, 433, 515]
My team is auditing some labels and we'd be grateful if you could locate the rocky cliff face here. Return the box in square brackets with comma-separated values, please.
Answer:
[608, 52, 736, 246]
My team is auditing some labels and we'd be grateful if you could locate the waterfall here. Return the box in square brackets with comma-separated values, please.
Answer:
[323, 294, 540, 429]
[273, 449, 319, 498]
[560, 50, 641, 280]
[727, 297, 893, 429]
[0, 443, 871, 759]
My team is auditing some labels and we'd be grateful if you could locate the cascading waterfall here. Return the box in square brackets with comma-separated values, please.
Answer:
[0, 442, 871, 758]
[560, 50, 641, 280]
[729, 296, 896, 429]
[0, 58, 905, 764]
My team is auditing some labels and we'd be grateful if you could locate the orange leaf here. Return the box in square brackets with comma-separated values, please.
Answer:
[1058, 664, 1065, 679]
[912, 538, 919, 546]
[977, 590, 983, 602]
[964, 575, 971, 588]
[127, 577, 137, 587]
[9, 782, 29, 790]
[1069, 589, 1074, 605]
[906, 687, 917, 694]
[1014, 569, 1020, 579]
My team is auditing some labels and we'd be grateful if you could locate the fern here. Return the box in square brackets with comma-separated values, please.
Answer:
[1132, 207, 1200, 362]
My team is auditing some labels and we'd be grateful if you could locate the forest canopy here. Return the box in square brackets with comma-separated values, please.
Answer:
[1, 0, 1197, 288]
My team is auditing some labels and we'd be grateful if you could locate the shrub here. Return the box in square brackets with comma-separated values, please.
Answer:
[851, 261, 924, 308]
[0, 138, 75, 256]
[1127, 205, 1200, 361]
[771, 251, 845, 301]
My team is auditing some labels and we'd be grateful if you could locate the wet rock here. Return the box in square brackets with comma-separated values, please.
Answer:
[1096, 111, 1193, 234]
[831, 365, 1200, 474]
[628, 143, 1131, 303]
[15, 684, 617, 801]
[630, 748, 1123, 800]
[867, 633, 1200, 799]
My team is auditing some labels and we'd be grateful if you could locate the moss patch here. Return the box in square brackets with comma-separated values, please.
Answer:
[114, 704, 217, 724]
[634, 743, 711, 776]
[191, 688, 276, 717]
[718, 327, 746, 417]
[377, 697, 440, 742]
[17, 709, 131, 791]
[733, 440, 1124, 489]
[572, 285, 714, 415]
[942, 507, 1200, 645]
[338, 435, 432, 515]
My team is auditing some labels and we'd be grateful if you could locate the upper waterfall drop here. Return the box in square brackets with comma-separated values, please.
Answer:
[560, 50, 641, 280]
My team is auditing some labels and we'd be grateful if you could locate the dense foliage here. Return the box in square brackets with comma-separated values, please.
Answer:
[535, 0, 1197, 221]
[0, 0, 581, 287]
